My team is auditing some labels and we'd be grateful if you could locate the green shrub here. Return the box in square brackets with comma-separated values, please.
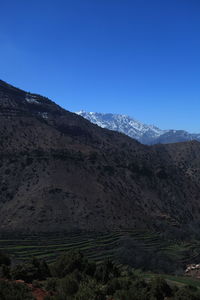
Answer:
[0, 251, 11, 266]
[75, 283, 96, 300]
[114, 289, 130, 300]
[45, 277, 58, 292]
[0, 280, 34, 300]
[58, 274, 79, 296]
[12, 258, 50, 282]
[84, 261, 96, 276]
[95, 260, 120, 284]
[52, 250, 88, 278]
[174, 286, 200, 300]
[149, 276, 172, 300]
[32, 257, 51, 279]
[75, 280, 105, 300]
[1, 264, 11, 279]
[106, 278, 121, 295]
[113, 278, 149, 300]
[12, 263, 38, 283]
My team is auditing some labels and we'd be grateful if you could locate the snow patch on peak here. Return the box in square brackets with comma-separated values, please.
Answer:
[76, 110, 86, 115]
[38, 112, 48, 119]
[26, 94, 40, 104]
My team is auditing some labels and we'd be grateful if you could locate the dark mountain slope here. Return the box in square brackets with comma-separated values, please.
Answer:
[0, 80, 200, 235]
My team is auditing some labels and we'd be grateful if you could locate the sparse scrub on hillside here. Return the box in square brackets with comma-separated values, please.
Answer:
[0, 280, 34, 300]
[0, 249, 200, 300]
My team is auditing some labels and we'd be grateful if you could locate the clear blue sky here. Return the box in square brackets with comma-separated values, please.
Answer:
[0, 0, 200, 132]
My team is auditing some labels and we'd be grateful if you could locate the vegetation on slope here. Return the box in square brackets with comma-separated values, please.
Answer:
[1, 249, 200, 300]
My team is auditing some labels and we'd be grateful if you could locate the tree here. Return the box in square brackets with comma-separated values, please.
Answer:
[52, 250, 88, 278]
[0, 251, 11, 266]
[149, 277, 172, 300]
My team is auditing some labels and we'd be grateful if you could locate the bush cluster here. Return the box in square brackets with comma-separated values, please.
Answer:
[0, 250, 200, 300]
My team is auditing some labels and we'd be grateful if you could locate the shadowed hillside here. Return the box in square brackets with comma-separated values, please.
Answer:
[0, 80, 200, 236]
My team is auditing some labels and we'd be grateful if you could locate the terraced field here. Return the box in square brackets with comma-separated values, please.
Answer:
[0, 232, 121, 264]
[0, 230, 200, 267]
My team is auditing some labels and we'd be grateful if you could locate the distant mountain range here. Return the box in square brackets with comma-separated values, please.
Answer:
[76, 111, 200, 145]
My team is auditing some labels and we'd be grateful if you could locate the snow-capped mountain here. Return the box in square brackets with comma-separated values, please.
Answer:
[76, 111, 165, 144]
[76, 111, 200, 145]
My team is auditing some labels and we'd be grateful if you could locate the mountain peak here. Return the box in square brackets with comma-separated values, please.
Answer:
[76, 111, 164, 144]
